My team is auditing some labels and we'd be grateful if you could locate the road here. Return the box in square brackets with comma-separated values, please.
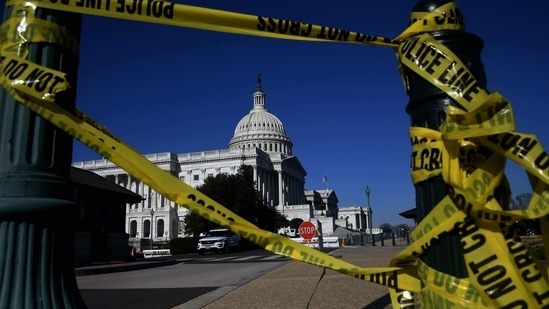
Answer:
[77, 250, 289, 309]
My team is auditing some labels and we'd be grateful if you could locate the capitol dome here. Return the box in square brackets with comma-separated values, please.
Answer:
[228, 76, 293, 155]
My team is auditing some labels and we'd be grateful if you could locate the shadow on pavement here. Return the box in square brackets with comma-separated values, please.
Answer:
[362, 293, 391, 309]
[81, 287, 217, 309]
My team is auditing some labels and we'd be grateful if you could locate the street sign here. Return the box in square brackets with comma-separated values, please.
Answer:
[299, 221, 316, 240]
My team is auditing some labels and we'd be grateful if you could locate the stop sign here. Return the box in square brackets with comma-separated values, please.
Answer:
[299, 221, 316, 240]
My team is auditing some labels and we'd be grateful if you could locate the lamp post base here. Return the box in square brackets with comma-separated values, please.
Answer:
[0, 199, 86, 308]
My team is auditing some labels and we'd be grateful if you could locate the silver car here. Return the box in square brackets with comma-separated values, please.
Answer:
[197, 228, 242, 255]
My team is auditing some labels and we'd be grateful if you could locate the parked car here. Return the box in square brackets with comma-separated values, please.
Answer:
[514, 219, 541, 236]
[197, 228, 241, 255]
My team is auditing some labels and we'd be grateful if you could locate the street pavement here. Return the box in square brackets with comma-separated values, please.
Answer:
[77, 244, 409, 309]
[180, 245, 404, 309]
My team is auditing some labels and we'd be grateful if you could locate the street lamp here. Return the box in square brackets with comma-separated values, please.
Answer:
[150, 208, 155, 250]
[365, 186, 374, 246]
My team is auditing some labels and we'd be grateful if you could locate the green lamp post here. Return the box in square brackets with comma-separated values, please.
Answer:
[365, 186, 374, 246]
[0, 4, 86, 308]
[404, 0, 487, 278]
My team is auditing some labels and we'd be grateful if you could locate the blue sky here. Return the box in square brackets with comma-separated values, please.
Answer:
[59, 1, 548, 226]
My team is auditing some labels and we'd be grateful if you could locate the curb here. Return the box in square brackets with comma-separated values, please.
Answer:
[75, 259, 180, 276]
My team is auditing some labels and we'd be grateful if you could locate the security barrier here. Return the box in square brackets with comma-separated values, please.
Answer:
[291, 237, 340, 248]
[142, 249, 172, 258]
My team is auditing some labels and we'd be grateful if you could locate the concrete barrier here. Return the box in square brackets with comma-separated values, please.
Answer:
[289, 237, 340, 248]
[142, 249, 172, 258]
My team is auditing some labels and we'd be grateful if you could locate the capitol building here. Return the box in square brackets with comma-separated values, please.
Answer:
[73, 76, 370, 248]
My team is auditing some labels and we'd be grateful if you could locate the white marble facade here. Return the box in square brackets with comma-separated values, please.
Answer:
[73, 76, 335, 244]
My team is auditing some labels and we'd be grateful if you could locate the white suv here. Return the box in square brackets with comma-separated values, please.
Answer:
[197, 228, 242, 255]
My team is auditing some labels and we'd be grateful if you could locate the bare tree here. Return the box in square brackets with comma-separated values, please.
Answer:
[509, 193, 532, 210]
[378, 222, 394, 234]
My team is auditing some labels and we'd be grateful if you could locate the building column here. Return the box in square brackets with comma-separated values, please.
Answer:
[289, 176, 294, 205]
[278, 171, 284, 208]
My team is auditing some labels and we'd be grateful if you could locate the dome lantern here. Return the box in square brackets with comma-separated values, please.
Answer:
[228, 75, 293, 155]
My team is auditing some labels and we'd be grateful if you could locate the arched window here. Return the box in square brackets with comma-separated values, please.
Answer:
[157, 219, 165, 238]
[130, 220, 137, 237]
[144, 220, 151, 237]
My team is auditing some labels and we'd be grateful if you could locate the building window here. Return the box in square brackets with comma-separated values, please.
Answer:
[180, 176, 185, 182]
[157, 219, 164, 238]
[130, 220, 137, 237]
[207, 173, 213, 179]
[144, 220, 151, 237]
[193, 175, 199, 181]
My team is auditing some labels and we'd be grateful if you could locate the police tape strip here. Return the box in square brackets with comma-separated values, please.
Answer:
[478, 133, 549, 186]
[395, 1, 464, 41]
[398, 33, 490, 114]
[1, 15, 80, 56]
[416, 259, 487, 308]
[399, 28, 549, 308]
[9, 0, 467, 50]
[407, 64, 549, 226]
[398, 10, 549, 306]
[403, 40, 549, 305]
[1, 53, 70, 103]
[387, 195, 467, 308]
[2, 0, 549, 308]
[9, 0, 399, 47]
[409, 195, 465, 246]
[445, 140, 505, 207]
[460, 217, 549, 307]
[441, 92, 515, 140]
[410, 127, 443, 184]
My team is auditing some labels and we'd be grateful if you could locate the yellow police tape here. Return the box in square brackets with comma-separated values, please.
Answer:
[2, 0, 549, 308]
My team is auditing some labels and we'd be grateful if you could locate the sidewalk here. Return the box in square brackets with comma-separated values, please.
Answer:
[177, 245, 406, 309]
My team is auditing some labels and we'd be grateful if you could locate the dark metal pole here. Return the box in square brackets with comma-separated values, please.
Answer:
[360, 207, 365, 245]
[365, 186, 375, 246]
[0, 4, 85, 308]
[150, 209, 155, 250]
[405, 0, 486, 278]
